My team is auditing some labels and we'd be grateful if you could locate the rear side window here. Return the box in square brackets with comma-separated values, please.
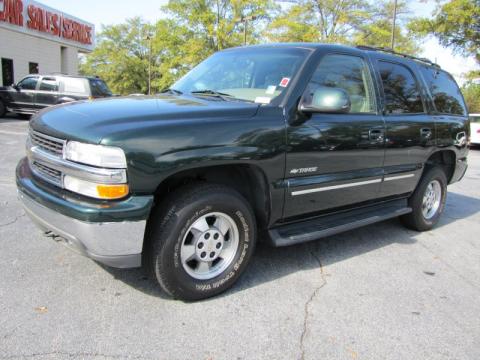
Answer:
[307, 54, 376, 113]
[470, 116, 480, 123]
[378, 61, 424, 114]
[63, 78, 88, 94]
[420, 66, 466, 116]
[89, 79, 112, 97]
[39, 78, 58, 92]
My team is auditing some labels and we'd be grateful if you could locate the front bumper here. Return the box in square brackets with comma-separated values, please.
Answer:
[16, 158, 154, 268]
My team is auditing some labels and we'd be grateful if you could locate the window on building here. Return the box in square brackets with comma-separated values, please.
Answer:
[378, 61, 424, 114]
[305, 54, 376, 113]
[39, 77, 59, 92]
[29, 62, 39, 74]
[17, 77, 39, 90]
[419, 66, 466, 116]
[1, 58, 14, 86]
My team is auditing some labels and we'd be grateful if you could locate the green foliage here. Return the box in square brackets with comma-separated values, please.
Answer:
[462, 82, 480, 113]
[264, 0, 372, 43]
[80, 0, 425, 95]
[79, 18, 155, 95]
[354, 0, 420, 54]
[409, 0, 480, 62]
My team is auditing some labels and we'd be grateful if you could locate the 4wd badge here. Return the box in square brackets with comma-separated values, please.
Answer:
[290, 167, 318, 174]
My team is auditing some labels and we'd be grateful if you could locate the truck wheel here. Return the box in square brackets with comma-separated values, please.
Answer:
[146, 183, 257, 301]
[401, 167, 447, 231]
[0, 100, 6, 118]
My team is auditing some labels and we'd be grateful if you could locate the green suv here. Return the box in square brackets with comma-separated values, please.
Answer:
[16, 44, 469, 301]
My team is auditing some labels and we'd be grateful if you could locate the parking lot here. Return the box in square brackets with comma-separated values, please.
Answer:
[1, 115, 479, 360]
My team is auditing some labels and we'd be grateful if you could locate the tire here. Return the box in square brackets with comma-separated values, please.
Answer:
[0, 100, 6, 118]
[401, 167, 447, 231]
[146, 183, 257, 301]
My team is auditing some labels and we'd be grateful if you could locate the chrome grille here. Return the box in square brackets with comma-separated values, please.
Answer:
[32, 161, 62, 185]
[30, 131, 65, 156]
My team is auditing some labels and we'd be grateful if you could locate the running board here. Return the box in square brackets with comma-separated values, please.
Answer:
[268, 199, 412, 247]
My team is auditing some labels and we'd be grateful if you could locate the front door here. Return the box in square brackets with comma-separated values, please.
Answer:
[284, 53, 385, 219]
[9, 76, 39, 112]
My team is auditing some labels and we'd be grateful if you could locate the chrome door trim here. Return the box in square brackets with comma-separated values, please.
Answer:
[291, 178, 382, 196]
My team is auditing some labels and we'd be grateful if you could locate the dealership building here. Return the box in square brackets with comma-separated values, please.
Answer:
[0, 0, 95, 86]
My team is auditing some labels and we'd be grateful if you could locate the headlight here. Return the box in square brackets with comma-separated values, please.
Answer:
[64, 176, 129, 200]
[65, 141, 127, 168]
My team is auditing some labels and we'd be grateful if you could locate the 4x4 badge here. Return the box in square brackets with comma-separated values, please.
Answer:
[290, 167, 318, 174]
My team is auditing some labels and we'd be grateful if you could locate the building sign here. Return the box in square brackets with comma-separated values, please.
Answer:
[0, 0, 95, 52]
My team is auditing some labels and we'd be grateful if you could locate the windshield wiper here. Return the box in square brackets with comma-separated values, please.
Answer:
[191, 89, 235, 99]
[161, 88, 183, 95]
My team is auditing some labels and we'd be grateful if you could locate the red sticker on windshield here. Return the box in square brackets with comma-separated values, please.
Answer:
[279, 78, 290, 87]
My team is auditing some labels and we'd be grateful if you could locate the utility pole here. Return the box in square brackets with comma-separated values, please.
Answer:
[236, 15, 258, 45]
[146, 34, 152, 95]
[390, 0, 398, 50]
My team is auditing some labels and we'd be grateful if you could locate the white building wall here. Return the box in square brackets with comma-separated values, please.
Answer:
[0, 27, 79, 85]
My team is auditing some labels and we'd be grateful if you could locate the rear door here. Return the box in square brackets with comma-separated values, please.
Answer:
[284, 52, 385, 219]
[34, 76, 59, 110]
[9, 76, 39, 112]
[374, 59, 435, 197]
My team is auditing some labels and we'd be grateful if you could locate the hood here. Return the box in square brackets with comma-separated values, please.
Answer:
[30, 94, 260, 144]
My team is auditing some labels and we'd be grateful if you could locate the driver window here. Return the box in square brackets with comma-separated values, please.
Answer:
[18, 77, 39, 90]
[307, 54, 376, 113]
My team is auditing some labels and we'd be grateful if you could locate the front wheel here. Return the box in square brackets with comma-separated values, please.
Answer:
[401, 167, 447, 231]
[0, 100, 6, 118]
[146, 183, 257, 301]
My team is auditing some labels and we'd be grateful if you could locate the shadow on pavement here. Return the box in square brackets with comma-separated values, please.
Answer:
[99, 191, 480, 300]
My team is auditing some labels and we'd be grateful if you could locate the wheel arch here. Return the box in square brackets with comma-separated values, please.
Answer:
[151, 163, 272, 231]
[424, 149, 457, 183]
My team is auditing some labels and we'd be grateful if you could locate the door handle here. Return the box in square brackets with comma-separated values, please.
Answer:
[369, 129, 384, 142]
[420, 128, 432, 139]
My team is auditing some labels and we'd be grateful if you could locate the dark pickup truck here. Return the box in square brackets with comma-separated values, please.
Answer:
[0, 74, 112, 117]
[16, 44, 469, 301]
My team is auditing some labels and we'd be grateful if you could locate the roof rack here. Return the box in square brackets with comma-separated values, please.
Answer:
[356, 45, 441, 68]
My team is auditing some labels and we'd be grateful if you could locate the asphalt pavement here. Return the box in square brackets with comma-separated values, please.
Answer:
[1, 115, 479, 360]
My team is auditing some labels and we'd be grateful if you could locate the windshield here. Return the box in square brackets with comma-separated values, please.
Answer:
[172, 48, 310, 104]
[89, 79, 112, 97]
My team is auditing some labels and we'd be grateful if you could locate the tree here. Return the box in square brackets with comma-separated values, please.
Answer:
[79, 17, 155, 95]
[265, 0, 419, 54]
[409, 0, 480, 63]
[462, 82, 480, 113]
[354, 0, 420, 54]
[265, 0, 372, 43]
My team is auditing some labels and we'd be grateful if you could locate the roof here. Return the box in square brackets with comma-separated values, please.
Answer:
[227, 43, 440, 69]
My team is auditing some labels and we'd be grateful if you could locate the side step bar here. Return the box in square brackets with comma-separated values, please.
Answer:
[268, 199, 412, 247]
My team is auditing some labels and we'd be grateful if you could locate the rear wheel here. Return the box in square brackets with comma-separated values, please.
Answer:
[401, 167, 447, 231]
[146, 183, 257, 301]
[18, 114, 31, 120]
[0, 100, 6, 118]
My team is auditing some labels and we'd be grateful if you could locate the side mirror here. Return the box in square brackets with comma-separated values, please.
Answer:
[299, 86, 351, 114]
[12, 84, 19, 91]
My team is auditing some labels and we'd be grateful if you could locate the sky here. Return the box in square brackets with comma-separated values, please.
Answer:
[39, 0, 477, 84]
